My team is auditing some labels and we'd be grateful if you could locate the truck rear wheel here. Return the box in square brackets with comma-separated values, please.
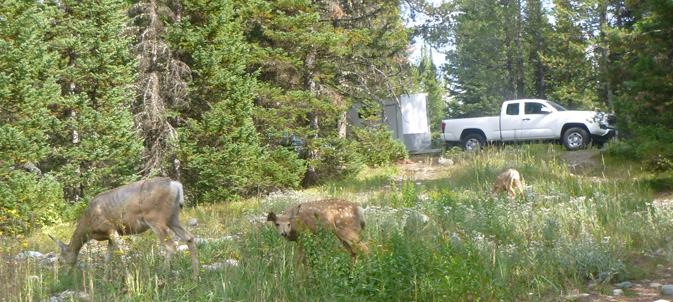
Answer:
[462, 133, 485, 152]
[562, 127, 589, 151]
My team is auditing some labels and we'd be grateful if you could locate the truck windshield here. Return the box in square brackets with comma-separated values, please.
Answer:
[547, 101, 567, 111]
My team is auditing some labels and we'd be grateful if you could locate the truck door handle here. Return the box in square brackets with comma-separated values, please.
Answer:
[522, 118, 530, 121]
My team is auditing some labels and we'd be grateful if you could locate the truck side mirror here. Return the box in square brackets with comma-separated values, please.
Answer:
[540, 107, 552, 114]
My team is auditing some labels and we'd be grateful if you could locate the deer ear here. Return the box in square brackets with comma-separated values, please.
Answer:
[290, 205, 302, 217]
[49, 234, 68, 252]
[267, 212, 277, 222]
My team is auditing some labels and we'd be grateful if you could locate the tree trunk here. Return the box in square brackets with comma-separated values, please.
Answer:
[503, 1, 516, 100]
[515, 0, 525, 98]
[337, 111, 348, 138]
[302, 47, 319, 187]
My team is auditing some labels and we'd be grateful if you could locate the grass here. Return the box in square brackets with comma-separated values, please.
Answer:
[1, 143, 671, 301]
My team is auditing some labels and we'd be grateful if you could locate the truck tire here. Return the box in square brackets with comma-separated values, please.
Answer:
[562, 127, 589, 151]
[461, 133, 485, 152]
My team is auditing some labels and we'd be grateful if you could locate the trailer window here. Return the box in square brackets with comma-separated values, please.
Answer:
[506, 103, 519, 115]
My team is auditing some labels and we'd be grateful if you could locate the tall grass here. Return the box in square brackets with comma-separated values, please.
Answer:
[1, 144, 671, 301]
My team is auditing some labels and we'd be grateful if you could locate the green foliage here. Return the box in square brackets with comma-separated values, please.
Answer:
[308, 137, 363, 181]
[175, 0, 306, 202]
[351, 124, 408, 167]
[0, 172, 66, 235]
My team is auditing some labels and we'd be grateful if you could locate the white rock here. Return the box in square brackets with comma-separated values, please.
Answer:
[613, 289, 623, 296]
[661, 284, 673, 295]
[188, 218, 198, 227]
[651, 282, 663, 288]
[27, 251, 44, 258]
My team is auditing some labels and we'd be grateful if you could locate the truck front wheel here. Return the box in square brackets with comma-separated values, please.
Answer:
[462, 133, 485, 152]
[562, 127, 589, 151]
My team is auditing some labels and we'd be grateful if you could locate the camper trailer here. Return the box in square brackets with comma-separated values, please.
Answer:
[349, 93, 431, 153]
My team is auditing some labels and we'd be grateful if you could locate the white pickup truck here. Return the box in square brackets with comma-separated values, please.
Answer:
[440, 99, 616, 151]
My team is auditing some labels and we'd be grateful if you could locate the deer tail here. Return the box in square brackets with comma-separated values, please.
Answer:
[171, 181, 184, 208]
[356, 206, 366, 229]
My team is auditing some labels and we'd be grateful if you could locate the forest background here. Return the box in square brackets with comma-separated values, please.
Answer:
[1, 0, 671, 235]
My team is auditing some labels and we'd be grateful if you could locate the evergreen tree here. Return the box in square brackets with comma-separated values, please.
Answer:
[0, 0, 67, 234]
[50, 0, 142, 201]
[608, 0, 673, 161]
[244, 0, 412, 185]
[545, 0, 597, 109]
[442, 0, 511, 117]
[417, 44, 446, 137]
[174, 0, 305, 202]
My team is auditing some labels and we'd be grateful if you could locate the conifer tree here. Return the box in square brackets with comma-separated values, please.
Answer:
[50, 0, 142, 201]
[173, 0, 305, 202]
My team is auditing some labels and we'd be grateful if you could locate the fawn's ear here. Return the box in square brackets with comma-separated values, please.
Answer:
[289, 205, 302, 218]
[267, 212, 277, 222]
[49, 234, 68, 253]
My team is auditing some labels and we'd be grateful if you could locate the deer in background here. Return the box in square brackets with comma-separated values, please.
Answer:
[267, 199, 369, 264]
[49, 177, 199, 279]
[492, 168, 525, 199]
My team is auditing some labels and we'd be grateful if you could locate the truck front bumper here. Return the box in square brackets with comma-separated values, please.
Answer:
[591, 128, 617, 143]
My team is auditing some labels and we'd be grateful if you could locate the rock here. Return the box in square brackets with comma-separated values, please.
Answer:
[438, 157, 454, 165]
[651, 282, 663, 288]
[661, 285, 673, 295]
[654, 300, 671, 302]
[202, 259, 239, 270]
[615, 281, 632, 288]
[598, 272, 611, 281]
[613, 289, 623, 296]
[188, 218, 198, 227]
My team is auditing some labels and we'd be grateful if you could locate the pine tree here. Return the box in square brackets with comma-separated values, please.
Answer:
[244, 0, 412, 185]
[0, 0, 67, 234]
[174, 0, 305, 202]
[50, 0, 142, 201]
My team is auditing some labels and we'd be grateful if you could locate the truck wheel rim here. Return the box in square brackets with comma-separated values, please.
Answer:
[567, 133, 583, 147]
[466, 139, 481, 151]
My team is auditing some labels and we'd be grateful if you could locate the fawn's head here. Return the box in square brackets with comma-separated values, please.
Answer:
[267, 205, 302, 238]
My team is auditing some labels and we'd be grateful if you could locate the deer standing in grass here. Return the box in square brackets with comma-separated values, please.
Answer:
[49, 177, 199, 279]
[492, 168, 525, 198]
[267, 199, 369, 263]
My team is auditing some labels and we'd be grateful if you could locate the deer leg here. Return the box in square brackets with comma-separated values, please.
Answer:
[150, 224, 177, 273]
[105, 231, 123, 263]
[294, 245, 305, 267]
[168, 220, 199, 279]
[336, 229, 369, 263]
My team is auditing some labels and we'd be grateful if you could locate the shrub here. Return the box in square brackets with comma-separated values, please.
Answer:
[0, 171, 66, 235]
[350, 124, 408, 167]
[309, 137, 364, 181]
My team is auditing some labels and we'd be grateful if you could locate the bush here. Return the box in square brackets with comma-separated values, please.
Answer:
[309, 137, 364, 181]
[350, 124, 408, 167]
[0, 171, 67, 235]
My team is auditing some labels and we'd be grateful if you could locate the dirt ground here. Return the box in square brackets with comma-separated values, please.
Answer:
[397, 150, 673, 302]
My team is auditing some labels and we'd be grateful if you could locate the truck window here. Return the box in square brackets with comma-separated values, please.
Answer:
[524, 102, 546, 114]
[506, 103, 519, 115]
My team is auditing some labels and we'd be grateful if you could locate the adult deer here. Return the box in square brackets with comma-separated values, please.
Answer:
[49, 178, 199, 278]
[492, 168, 525, 199]
[267, 199, 369, 264]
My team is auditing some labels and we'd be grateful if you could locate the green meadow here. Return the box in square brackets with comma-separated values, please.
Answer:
[2, 144, 670, 301]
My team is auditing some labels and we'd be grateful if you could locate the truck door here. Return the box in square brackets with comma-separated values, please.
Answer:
[520, 101, 556, 139]
[499, 102, 521, 140]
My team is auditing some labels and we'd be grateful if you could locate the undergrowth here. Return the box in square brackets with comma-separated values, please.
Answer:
[1, 144, 670, 301]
